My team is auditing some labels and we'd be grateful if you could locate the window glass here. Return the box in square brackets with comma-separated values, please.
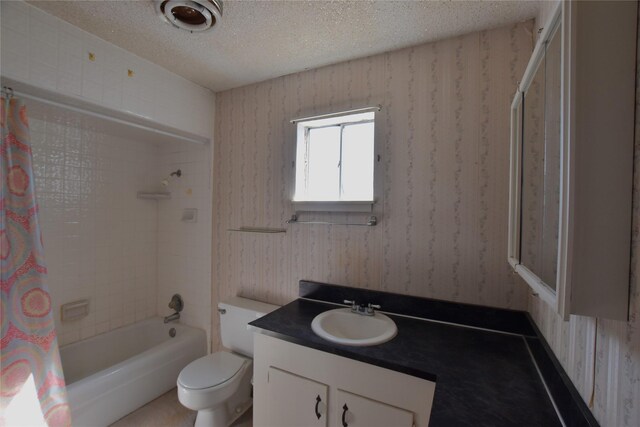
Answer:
[307, 126, 340, 201]
[341, 122, 374, 201]
[294, 111, 375, 203]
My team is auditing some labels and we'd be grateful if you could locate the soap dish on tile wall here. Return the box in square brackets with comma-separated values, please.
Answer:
[137, 191, 171, 200]
[181, 208, 198, 223]
[61, 299, 89, 321]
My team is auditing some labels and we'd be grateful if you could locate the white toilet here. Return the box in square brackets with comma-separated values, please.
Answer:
[177, 297, 279, 427]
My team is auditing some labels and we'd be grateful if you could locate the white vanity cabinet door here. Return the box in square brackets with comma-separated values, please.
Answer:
[263, 367, 328, 427]
[253, 333, 435, 427]
[336, 389, 414, 427]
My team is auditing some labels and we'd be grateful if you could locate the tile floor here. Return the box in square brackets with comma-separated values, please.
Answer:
[110, 388, 252, 427]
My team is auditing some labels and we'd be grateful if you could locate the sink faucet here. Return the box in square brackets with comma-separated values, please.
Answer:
[344, 300, 381, 316]
[164, 312, 180, 323]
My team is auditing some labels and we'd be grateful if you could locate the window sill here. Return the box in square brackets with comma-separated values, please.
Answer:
[292, 201, 374, 213]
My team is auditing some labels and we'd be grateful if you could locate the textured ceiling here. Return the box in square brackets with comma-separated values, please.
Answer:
[28, 0, 539, 92]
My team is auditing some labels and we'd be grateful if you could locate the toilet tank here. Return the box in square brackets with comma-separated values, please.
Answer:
[219, 296, 279, 357]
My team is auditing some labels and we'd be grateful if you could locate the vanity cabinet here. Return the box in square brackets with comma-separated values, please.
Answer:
[508, 1, 637, 320]
[262, 367, 329, 427]
[335, 389, 414, 427]
[253, 333, 435, 427]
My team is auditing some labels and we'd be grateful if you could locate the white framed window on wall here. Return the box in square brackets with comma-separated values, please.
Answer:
[292, 107, 379, 212]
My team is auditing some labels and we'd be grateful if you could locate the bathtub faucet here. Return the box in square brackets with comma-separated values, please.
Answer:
[164, 294, 184, 323]
[164, 312, 180, 323]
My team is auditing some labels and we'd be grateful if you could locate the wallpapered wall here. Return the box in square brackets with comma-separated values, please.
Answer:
[527, 4, 640, 426]
[211, 21, 533, 348]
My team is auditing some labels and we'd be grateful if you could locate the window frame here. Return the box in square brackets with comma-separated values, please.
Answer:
[292, 109, 379, 213]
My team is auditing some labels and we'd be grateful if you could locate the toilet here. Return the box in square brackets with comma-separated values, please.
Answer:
[177, 297, 279, 427]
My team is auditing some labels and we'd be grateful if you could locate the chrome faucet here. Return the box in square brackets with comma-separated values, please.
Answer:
[164, 294, 184, 323]
[164, 312, 180, 323]
[343, 300, 381, 316]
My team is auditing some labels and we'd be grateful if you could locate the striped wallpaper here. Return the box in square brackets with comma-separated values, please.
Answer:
[211, 20, 534, 349]
[211, 8, 640, 426]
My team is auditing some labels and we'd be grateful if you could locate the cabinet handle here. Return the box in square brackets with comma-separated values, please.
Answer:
[315, 395, 322, 419]
[342, 403, 349, 427]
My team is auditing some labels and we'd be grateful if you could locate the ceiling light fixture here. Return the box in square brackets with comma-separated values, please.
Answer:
[154, 0, 223, 33]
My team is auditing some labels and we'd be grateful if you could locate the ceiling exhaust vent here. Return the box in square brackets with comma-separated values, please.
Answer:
[155, 0, 223, 33]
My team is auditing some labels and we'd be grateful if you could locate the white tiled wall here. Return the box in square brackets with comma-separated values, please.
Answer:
[30, 116, 213, 347]
[30, 118, 161, 346]
[2, 0, 215, 348]
[156, 142, 212, 346]
[0, 0, 214, 139]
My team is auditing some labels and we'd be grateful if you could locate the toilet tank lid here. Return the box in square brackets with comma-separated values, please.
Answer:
[218, 296, 279, 315]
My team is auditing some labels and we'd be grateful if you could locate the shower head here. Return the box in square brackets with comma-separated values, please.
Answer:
[161, 169, 182, 187]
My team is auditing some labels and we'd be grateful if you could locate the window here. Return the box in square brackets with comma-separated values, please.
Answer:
[293, 111, 375, 204]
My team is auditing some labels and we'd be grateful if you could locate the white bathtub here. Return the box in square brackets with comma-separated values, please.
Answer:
[60, 318, 206, 427]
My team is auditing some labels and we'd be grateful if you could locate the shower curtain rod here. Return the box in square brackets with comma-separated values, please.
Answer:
[1, 86, 206, 145]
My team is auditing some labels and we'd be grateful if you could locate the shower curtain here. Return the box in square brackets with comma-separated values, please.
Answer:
[0, 96, 71, 426]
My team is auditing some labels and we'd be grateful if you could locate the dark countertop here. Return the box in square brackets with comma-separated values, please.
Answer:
[250, 298, 561, 427]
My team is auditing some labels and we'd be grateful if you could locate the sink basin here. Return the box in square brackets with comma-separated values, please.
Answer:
[311, 308, 397, 346]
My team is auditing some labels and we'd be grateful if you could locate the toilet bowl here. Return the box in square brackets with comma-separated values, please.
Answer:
[178, 352, 252, 427]
[177, 297, 279, 427]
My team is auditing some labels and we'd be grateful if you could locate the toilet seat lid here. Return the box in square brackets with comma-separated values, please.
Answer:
[178, 351, 247, 390]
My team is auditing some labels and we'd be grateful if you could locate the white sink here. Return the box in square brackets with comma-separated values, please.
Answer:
[311, 308, 398, 346]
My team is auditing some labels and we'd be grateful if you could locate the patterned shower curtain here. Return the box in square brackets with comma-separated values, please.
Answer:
[0, 96, 71, 426]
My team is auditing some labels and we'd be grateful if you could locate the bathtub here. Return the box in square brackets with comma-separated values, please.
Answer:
[60, 318, 206, 427]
